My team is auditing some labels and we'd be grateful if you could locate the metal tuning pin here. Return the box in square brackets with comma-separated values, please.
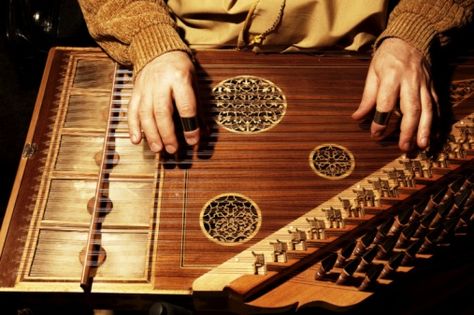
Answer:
[358, 264, 384, 291]
[379, 251, 405, 279]
[288, 228, 308, 251]
[339, 197, 362, 218]
[306, 217, 326, 240]
[336, 257, 361, 285]
[270, 239, 288, 263]
[315, 252, 338, 280]
[323, 207, 345, 229]
[252, 251, 266, 275]
[335, 241, 356, 268]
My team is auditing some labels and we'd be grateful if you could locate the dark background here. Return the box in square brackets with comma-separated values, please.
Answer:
[0, 0, 94, 217]
[0, 1, 473, 315]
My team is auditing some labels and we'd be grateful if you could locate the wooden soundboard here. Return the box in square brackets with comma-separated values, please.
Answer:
[0, 47, 473, 313]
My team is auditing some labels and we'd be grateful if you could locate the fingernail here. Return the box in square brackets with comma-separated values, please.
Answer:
[402, 141, 412, 152]
[373, 130, 382, 138]
[150, 143, 162, 152]
[187, 134, 199, 146]
[420, 136, 429, 148]
[165, 145, 176, 154]
[131, 133, 138, 143]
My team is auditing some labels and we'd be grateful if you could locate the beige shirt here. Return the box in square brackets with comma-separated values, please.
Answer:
[78, 0, 474, 73]
[167, 0, 388, 52]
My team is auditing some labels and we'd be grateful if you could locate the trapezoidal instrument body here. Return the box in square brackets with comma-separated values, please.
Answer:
[0, 47, 473, 313]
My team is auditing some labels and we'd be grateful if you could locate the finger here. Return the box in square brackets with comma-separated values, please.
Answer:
[371, 74, 400, 138]
[416, 85, 433, 149]
[398, 82, 421, 152]
[153, 88, 178, 154]
[139, 93, 163, 153]
[128, 91, 142, 144]
[173, 80, 200, 146]
[352, 65, 378, 120]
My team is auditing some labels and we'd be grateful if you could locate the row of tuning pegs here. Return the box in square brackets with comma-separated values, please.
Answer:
[315, 173, 473, 291]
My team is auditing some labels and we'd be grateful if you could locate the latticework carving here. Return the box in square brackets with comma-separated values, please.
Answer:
[212, 76, 286, 133]
[310, 144, 355, 179]
[201, 194, 261, 245]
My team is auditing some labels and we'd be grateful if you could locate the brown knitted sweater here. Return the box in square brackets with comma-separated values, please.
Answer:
[78, 0, 474, 74]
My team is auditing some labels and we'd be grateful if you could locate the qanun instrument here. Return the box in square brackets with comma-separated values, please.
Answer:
[0, 47, 473, 314]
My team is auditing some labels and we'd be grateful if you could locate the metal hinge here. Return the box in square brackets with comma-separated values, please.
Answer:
[22, 143, 37, 159]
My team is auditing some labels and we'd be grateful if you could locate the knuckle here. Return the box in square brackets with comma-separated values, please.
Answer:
[178, 102, 195, 114]
[153, 106, 172, 118]
[138, 107, 151, 119]
[171, 68, 193, 83]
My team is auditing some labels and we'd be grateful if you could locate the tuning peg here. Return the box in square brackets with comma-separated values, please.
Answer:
[401, 239, 424, 266]
[354, 230, 377, 257]
[358, 264, 384, 291]
[335, 241, 356, 268]
[336, 257, 361, 285]
[379, 251, 405, 279]
[374, 217, 394, 245]
[356, 246, 379, 272]
[315, 252, 338, 280]
[395, 221, 419, 249]
[388, 207, 412, 236]
[412, 209, 436, 239]
[419, 225, 443, 254]
[375, 236, 397, 260]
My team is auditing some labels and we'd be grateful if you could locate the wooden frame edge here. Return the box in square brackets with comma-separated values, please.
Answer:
[0, 47, 58, 257]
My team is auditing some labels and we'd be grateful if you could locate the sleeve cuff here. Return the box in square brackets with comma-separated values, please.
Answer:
[374, 12, 439, 63]
[129, 23, 192, 74]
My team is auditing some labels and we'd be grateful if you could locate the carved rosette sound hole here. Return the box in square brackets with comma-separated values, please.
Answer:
[201, 194, 261, 246]
[310, 144, 355, 179]
[212, 76, 287, 133]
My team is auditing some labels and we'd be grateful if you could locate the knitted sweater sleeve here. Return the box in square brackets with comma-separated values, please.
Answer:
[375, 0, 474, 61]
[77, 0, 191, 74]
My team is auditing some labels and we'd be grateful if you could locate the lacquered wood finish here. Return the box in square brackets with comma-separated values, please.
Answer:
[0, 48, 473, 313]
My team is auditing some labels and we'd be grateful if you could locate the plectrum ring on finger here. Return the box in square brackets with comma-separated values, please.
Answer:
[373, 110, 392, 126]
[180, 116, 199, 132]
